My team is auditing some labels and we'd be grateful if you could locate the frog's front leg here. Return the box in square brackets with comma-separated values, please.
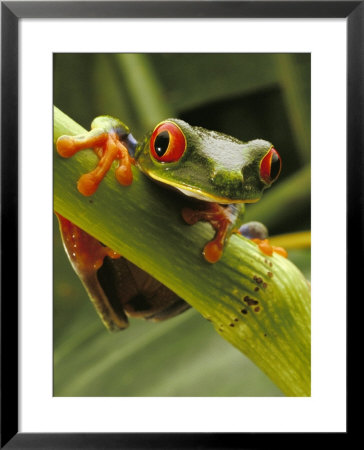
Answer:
[56, 116, 135, 196]
[182, 203, 241, 263]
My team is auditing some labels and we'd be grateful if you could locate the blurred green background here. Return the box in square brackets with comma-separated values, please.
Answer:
[53, 53, 310, 396]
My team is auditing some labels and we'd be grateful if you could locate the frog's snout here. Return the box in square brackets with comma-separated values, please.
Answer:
[212, 169, 242, 187]
[210, 169, 249, 201]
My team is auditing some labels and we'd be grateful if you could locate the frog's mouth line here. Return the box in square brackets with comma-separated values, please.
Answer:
[144, 171, 259, 204]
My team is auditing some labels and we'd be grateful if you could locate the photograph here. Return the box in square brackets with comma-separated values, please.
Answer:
[53, 53, 311, 397]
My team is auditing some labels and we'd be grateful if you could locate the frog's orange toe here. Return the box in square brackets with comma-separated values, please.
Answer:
[252, 238, 273, 256]
[252, 238, 288, 258]
[77, 173, 100, 196]
[56, 136, 79, 158]
[115, 164, 133, 186]
[203, 241, 223, 263]
[272, 246, 288, 258]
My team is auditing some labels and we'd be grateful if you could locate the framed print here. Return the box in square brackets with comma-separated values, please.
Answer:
[2, 1, 359, 447]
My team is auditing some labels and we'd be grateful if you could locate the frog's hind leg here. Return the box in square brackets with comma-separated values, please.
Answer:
[56, 125, 133, 196]
[55, 213, 128, 331]
[239, 221, 288, 258]
[145, 298, 191, 322]
[182, 203, 240, 263]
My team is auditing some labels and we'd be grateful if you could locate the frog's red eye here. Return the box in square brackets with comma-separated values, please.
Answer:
[150, 121, 186, 162]
[260, 147, 281, 184]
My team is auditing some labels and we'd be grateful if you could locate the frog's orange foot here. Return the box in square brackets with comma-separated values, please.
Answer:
[182, 203, 236, 263]
[56, 129, 134, 196]
[252, 238, 288, 258]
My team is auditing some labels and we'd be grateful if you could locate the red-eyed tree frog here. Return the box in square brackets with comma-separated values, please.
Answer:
[56, 117, 285, 331]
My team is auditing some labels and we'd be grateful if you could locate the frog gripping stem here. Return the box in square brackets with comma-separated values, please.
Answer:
[182, 203, 235, 263]
[56, 127, 134, 196]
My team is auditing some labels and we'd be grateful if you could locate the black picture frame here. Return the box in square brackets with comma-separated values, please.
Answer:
[1, 1, 358, 448]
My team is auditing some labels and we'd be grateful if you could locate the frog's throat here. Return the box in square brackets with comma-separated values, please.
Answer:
[143, 170, 259, 204]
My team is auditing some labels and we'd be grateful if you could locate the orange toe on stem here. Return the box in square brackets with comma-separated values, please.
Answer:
[252, 238, 274, 256]
[56, 132, 109, 158]
[272, 246, 288, 258]
[252, 238, 288, 258]
[56, 136, 80, 158]
[115, 165, 133, 186]
[203, 241, 223, 263]
[259, 241, 273, 256]
[77, 173, 100, 196]
[115, 141, 133, 186]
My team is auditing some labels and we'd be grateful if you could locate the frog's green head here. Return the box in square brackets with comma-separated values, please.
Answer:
[134, 119, 281, 203]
